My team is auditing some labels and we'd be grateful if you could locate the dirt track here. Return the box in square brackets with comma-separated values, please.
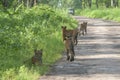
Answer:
[39, 16, 120, 80]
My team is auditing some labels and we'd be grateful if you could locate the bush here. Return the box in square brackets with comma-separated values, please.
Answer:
[0, 5, 78, 80]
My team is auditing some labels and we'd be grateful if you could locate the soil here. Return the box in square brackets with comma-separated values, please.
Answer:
[39, 16, 120, 80]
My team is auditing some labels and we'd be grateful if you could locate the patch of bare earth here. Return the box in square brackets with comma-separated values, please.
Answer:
[39, 16, 120, 80]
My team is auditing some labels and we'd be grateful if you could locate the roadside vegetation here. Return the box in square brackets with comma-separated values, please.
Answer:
[0, 5, 78, 80]
[74, 0, 120, 22]
[76, 8, 120, 22]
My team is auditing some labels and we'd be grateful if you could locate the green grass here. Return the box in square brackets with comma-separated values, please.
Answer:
[0, 5, 78, 80]
[76, 8, 120, 22]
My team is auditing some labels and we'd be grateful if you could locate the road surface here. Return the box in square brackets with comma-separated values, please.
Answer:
[39, 16, 120, 80]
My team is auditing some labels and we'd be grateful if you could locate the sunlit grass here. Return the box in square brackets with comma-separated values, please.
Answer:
[76, 8, 120, 22]
[0, 5, 78, 80]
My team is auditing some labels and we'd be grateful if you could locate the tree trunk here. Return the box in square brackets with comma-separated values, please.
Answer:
[105, 0, 110, 8]
[96, 0, 99, 8]
[2, 0, 8, 8]
[80, 0, 82, 9]
[83, 0, 86, 8]
[88, 0, 92, 8]
[33, 0, 37, 6]
[26, 0, 30, 8]
[111, 0, 114, 7]
[113, 0, 119, 7]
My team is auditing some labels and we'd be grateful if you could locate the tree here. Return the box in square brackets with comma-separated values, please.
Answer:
[111, 0, 114, 7]
[1, 0, 8, 8]
[113, 0, 119, 7]
[105, 0, 111, 8]
[33, 0, 37, 6]
[83, 0, 86, 8]
[96, 0, 99, 8]
[73, 0, 82, 9]
[88, 0, 92, 8]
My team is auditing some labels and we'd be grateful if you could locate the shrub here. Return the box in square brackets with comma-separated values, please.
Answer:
[0, 5, 78, 80]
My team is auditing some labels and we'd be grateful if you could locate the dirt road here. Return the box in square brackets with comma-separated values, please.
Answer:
[40, 16, 120, 80]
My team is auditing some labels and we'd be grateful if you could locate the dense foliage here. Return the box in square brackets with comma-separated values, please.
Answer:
[76, 8, 120, 22]
[0, 5, 78, 80]
[1, 0, 119, 10]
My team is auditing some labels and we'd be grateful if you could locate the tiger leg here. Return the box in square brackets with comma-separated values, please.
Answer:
[66, 49, 70, 61]
[70, 52, 74, 62]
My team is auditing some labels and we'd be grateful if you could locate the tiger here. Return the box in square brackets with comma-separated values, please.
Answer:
[24, 49, 43, 65]
[64, 36, 75, 62]
[61, 26, 78, 45]
[79, 21, 88, 36]
[32, 49, 43, 65]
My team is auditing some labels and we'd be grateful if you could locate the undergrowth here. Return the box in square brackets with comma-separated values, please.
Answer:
[76, 8, 120, 22]
[0, 5, 78, 80]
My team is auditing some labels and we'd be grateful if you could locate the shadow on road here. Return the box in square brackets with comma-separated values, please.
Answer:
[40, 16, 120, 80]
